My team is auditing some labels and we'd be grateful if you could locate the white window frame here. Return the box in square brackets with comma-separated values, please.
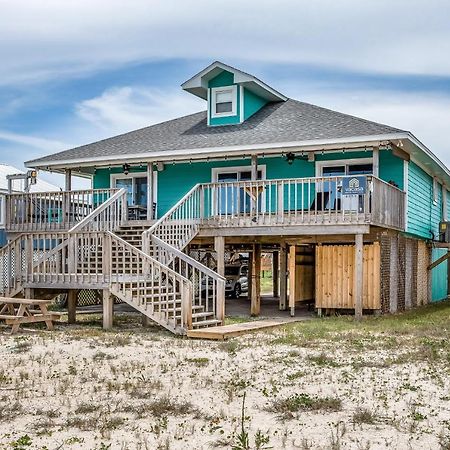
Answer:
[211, 85, 237, 119]
[211, 164, 266, 182]
[211, 165, 267, 214]
[110, 171, 158, 207]
[315, 157, 374, 178]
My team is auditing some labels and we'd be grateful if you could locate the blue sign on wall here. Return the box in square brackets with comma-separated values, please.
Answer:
[342, 176, 367, 195]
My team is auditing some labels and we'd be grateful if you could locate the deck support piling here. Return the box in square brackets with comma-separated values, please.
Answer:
[214, 236, 226, 321]
[250, 244, 261, 316]
[272, 251, 279, 298]
[67, 290, 77, 324]
[279, 244, 287, 310]
[147, 163, 154, 220]
[354, 234, 364, 320]
[102, 289, 114, 330]
[288, 245, 296, 317]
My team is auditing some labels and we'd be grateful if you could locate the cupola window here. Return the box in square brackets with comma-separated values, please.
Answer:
[211, 86, 237, 118]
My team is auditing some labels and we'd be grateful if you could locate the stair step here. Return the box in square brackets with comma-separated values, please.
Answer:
[191, 319, 222, 328]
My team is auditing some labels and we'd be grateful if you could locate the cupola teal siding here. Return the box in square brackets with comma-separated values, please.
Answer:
[207, 70, 269, 126]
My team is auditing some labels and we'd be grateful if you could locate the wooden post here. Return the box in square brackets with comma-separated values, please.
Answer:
[250, 155, 258, 218]
[24, 288, 34, 299]
[372, 146, 379, 178]
[214, 236, 225, 277]
[251, 155, 258, 180]
[67, 290, 77, 324]
[215, 236, 226, 322]
[102, 288, 114, 330]
[247, 251, 253, 301]
[147, 163, 154, 220]
[447, 249, 450, 299]
[354, 234, 364, 320]
[272, 251, 279, 298]
[279, 245, 287, 310]
[65, 169, 72, 191]
[250, 244, 261, 316]
[288, 245, 296, 317]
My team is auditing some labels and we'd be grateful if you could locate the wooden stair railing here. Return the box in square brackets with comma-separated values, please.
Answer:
[142, 184, 226, 328]
[70, 188, 128, 232]
[107, 232, 195, 333]
[0, 234, 26, 298]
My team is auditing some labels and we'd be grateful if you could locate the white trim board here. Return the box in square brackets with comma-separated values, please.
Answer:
[211, 164, 267, 182]
[110, 171, 158, 206]
[315, 157, 374, 177]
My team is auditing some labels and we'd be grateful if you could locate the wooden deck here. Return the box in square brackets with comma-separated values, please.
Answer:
[186, 316, 309, 340]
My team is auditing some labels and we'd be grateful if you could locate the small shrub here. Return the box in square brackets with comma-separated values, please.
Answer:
[352, 407, 377, 425]
[267, 393, 342, 419]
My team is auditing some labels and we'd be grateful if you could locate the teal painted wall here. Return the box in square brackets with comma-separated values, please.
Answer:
[431, 248, 448, 302]
[208, 71, 241, 126]
[379, 150, 404, 190]
[93, 167, 146, 189]
[407, 161, 443, 239]
[92, 150, 412, 218]
[243, 88, 268, 120]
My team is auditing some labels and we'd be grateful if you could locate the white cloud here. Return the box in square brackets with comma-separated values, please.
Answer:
[1, 0, 450, 86]
[75, 86, 204, 134]
[0, 130, 69, 151]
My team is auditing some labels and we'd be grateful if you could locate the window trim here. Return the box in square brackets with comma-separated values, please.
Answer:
[210, 85, 237, 119]
[211, 164, 266, 182]
[315, 157, 374, 178]
[432, 177, 439, 205]
[110, 171, 158, 207]
[0, 194, 4, 228]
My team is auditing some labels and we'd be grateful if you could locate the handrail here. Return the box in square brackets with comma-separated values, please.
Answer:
[152, 235, 225, 282]
[146, 184, 201, 235]
[5, 188, 120, 232]
[69, 188, 128, 233]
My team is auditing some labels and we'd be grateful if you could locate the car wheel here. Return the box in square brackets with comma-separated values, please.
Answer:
[233, 283, 241, 299]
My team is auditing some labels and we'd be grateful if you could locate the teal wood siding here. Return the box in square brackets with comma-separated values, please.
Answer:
[447, 189, 450, 221]
[157, 157, 315, 217]
[93, 167, 146, 189]
[208, 71, 241, 126]
[379, 150, 404, 189]
[407, 161, 443, 239]
[92, 150, 409, 218]
[431, 248, 448, 302]
[0, 229, 6, 247]
[243, 88, 268, 120]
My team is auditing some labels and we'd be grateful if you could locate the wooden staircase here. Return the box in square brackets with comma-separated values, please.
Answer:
[112, 224, 222, 330]
[0, 186, 225, 335]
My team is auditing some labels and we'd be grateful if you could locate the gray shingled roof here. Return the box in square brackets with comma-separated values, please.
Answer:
[27, 99, 405, 166]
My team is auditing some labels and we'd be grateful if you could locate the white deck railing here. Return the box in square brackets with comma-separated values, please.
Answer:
[198, 175, 405, 231]
[5, 188, 119, 232]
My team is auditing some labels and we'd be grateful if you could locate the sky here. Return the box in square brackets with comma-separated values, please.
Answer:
[0, 0, 450, 189]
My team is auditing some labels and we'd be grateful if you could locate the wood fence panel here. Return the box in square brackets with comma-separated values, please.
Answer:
[315, 243, 381, 310]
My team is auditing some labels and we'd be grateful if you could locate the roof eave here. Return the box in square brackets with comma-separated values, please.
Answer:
[25, 132, 409, 169]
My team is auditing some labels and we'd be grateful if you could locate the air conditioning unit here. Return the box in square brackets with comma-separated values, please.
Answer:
[439, 222, 450, 243]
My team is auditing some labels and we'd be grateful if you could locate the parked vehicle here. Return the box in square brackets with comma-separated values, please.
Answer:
[225, 264, 248, 298]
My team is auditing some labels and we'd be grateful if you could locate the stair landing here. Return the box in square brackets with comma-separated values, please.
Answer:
[186, 316, 309, 340]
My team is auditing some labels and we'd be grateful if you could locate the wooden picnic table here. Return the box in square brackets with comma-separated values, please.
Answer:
[0, 297, 61, 334]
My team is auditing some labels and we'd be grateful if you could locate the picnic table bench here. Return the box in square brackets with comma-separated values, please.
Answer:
[0, 297, 61, 334]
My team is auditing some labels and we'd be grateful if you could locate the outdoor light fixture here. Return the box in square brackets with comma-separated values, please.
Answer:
[286, 152, 296, 164]
[285, 152, 307, 165]
[123, 163, 130, 175]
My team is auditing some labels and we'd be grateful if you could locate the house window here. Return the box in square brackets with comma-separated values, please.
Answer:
[211, 86, 237, 118]
[0, 195, 4, 227]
